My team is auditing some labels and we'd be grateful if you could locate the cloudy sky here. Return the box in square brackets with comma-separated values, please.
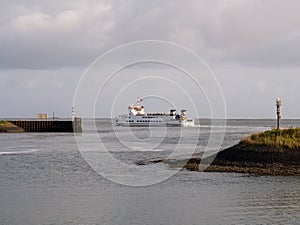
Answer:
[0, 0, 299, 118]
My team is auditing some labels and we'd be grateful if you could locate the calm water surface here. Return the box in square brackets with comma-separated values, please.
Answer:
[0, 119, 299, 225]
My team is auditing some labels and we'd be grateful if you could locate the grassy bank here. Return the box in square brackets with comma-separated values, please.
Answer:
[0, 121, 24, 133]
[241, 128, 300, 149]
[140, 128, 300, 175]
[183, 128, 300, 175]
[0, 120, 10, 127]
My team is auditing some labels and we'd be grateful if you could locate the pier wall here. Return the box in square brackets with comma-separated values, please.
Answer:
[8, 117, 82, 133]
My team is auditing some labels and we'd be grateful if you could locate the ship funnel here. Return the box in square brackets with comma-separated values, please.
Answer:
[170, 109, 176, 116]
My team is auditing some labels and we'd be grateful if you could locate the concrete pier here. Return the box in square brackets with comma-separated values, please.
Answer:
[7, 117, 82, 133]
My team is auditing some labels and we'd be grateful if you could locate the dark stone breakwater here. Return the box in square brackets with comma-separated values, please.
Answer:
[185, 143, 300, 176]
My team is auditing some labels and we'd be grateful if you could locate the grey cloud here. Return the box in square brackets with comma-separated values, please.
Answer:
[236, 32, 300, 67]
[0, 67, 82, 118]
[0, 0, 114, 69]
[0, 0, 300, 69]
[1, 0, 300, 118]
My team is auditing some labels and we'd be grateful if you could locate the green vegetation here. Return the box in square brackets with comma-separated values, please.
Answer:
[0, 120, 9, 126]
[242, 128, 300, 149]
[0, 121, 24, 133]
[0, 121, 9, 132]
[0, 121, 15, 129]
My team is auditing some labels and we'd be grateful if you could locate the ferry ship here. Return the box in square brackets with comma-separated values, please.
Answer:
[116, 98, 194, 127]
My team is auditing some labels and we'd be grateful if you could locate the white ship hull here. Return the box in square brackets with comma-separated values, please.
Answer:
[116, 117, 194, 127]
[115, 98, 195, 127]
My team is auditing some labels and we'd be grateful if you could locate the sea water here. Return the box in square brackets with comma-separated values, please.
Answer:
[0, 119, 299, 225]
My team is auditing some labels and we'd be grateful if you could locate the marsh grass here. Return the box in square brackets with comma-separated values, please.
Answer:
[0, 120, 8, 126]
[242, 128, 300, 149]
[0, 121, 14, 127]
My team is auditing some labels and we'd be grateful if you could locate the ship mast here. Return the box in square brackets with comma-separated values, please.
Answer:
[136, 96, 143, 106]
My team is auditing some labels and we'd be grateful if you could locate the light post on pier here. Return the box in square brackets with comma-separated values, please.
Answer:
[72, 106, 75, 122]
[276, 98, 281, 130]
